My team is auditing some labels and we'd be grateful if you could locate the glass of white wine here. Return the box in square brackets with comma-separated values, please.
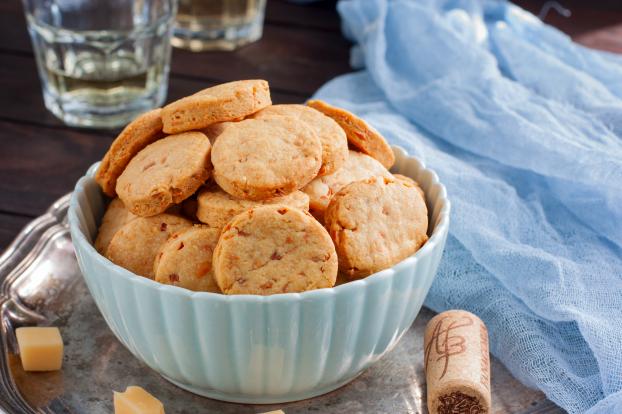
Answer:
[173, 0, 267, 51]
[21, 0, 177, 128]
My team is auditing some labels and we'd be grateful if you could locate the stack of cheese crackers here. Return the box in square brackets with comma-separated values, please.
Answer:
[94, 80, 428, 295]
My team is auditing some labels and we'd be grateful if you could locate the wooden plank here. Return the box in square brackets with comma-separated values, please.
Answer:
[265, 0, 341, 32]
[169, 25, 351, 95]
[575, 23, 622, 54]
[0, 119, 111, 216]
[0, 213, 32, 252]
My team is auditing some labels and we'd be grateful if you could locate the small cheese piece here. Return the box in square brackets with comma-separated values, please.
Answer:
[15, 327, 63, 372]
[259, 411, 285, 414]
[114, 386, 165, 414]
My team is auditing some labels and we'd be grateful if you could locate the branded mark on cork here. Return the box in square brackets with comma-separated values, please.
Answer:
[438, 391, 485, 414]
[424, 315, 474, 380]
[479, 322, 490, 390]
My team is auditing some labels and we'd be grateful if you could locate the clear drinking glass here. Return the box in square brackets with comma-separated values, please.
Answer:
[173, 0, 267, 51]
[21, 0, 177, 128]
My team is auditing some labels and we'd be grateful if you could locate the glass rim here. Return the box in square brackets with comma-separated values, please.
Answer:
[23, 0, 177, 36]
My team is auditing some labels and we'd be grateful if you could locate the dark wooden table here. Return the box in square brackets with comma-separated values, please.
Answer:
[0, 0, 620, 412]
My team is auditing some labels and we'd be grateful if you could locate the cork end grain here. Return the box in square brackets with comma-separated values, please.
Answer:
[436, 389, 487, 414]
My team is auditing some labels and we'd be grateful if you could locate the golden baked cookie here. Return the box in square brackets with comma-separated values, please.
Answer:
[211, 118, 322, 200]
[94, 198, 137, 254]
[302, 150, 392, 219]
[324, 177, 428, 279]
[252, 104, 348, 176]
[154, 226, 221, 292]
[307, 99, 395, 169]
[106, 214, 192, 278]
[201, 122, 230, 144]
[116, 131, 212, 217]
[161, 80, 271, 134]
[213, 205, 338, 295]
[95, 109, 164, 197]
[392, 173, 425, 200]
[196, 185, 309, 230]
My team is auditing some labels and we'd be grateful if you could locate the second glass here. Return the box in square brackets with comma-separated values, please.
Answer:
[22, 0, 176, 128]
[173, 0, 267, 51]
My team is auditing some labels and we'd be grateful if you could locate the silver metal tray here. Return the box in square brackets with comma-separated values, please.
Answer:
[0, 195, 561, 413]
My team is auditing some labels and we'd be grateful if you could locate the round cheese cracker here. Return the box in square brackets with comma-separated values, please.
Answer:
[213, 205, 338, 295]
[96, 109, 164, 197]
[94, 198, 137, 254]
[162, 80, 271, 134]
[116, 131, 212, 217]
[196, 185, 309, 230]
[307, 99, 395, 169]
[302, 150, 392, 219]
[106, 214, 192, 279]
[392, 173, 425, 200]
[154, 226, 221, 292]
[201, 122, 230, 144]
[211, 118, 322, 200]
[252, 104, 348, 176]
[324, 177, 428, 279]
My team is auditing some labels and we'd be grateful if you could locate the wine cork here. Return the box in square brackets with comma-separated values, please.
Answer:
[424, 310, 491, 414]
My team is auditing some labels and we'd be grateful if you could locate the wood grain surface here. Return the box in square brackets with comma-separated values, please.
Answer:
[1, 0, 620, 412]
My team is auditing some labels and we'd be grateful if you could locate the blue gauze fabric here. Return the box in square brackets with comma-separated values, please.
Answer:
[313, 1, 622, 412]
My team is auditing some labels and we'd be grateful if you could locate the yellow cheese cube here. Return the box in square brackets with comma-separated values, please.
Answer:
[114, 386, 165, 414]
[15, 327, 63, 372]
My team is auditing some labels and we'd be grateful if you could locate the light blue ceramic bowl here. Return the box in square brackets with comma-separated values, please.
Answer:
[68, 146, 450, 404]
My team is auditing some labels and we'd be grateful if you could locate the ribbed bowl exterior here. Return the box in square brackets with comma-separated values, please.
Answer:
[68, 147, 450, 404]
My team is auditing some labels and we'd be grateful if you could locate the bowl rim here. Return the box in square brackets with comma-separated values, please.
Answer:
[68, 145, 451, 304]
